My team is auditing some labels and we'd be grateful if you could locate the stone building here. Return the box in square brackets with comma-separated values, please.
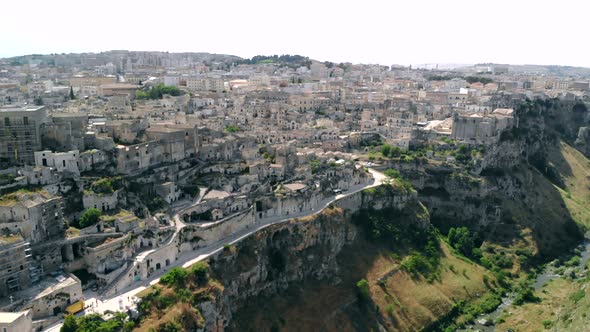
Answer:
[115, 141, 165, 174]
[22, 274, 82, 319]
[155, 182, 182, 204]
[0, 235, 32, 297]
[0, 192, 64, 245]
[34, 150, 80, 176]
[83, 189, 122, 212]
[451, 108, 515, 145]
[42, 113, 88, 152]
[0, 106, 48, 166]
[0, 310, 33, 332]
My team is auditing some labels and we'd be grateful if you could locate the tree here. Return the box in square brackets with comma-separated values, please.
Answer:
[356, 279, 370, 300]
[310, 159, 321, 174]
[224, 125, 240, 133]
[384, 168, 401, 179]
[69, 86, 75, 100]
[191, 262, 209, 286]
[447, 227, 476, 257]
[61, 315, 78, 332]
[79, 208, 102, 228]
[160, 267, 188, 288]
[90, 178, 114, 194]
[380, 144, 393, 157]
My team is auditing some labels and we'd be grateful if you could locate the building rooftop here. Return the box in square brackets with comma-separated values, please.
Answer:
[492, 108, 515, 116]
[283, 183, 307, 191]
[33, 275, 78, 300]
[0, 105, 45, 113]
[0, 189, 52, 208]
[0, 311, 28, 323]
[203, 189, 230, 200]
[146, 126, 185, 133]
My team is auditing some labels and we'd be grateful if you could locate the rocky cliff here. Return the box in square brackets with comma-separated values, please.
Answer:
[204, 185, 422, 331]
[134, 184, 428, 331]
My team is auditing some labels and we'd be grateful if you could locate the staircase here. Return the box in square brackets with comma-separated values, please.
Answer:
[100, 260, 135, 296]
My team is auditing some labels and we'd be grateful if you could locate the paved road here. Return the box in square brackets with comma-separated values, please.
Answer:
[43, 168, 386, 331]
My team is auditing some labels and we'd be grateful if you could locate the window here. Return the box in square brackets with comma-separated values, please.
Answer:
[23, 117, 28, 125]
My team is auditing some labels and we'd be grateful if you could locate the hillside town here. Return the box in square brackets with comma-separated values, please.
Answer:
[0, 51, 589, 331]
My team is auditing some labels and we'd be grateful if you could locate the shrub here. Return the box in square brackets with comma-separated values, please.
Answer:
[570, 289, 585, 303]
[514, 286, 540, 305]
[565, 255, 581, 267]
[158, 321, 182, 332]
[490, 253, 513, 269]
[90, 178, 114, 194]
[79, 208, 101, 228]
[383, 168, 401, 179]
[356, 279, 370, 300]
[146, 196, 166, 213]
[136, 84, 181, 100]
[224, 125, 240, 133]
[160, 267, 188, 288]
[61, 315, 78, 332]
[447, 227, 477, 257]
[380, 144, 393, 157]
[542, 320, 553, 329]
[385, 303, 395, 315]
[401, 250, 440, 282]
[191, 262, 209, 286]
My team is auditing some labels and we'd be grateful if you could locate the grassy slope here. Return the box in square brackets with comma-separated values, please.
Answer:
[372, 242, 493, 332]
[496, 142, 590, 331]
[551, 141, 590, 229]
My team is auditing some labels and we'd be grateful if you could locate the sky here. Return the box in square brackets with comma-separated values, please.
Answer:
[1, 0, 588, 67]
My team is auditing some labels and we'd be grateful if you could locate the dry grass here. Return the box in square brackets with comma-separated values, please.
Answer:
[496, 278, 576, 332]
[373, 242, 493, 332]
[551, 141, 590, 228]
[134, 302, 204, 332]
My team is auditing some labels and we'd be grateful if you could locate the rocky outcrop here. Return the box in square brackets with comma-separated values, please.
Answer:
[190, 185, 420, 331]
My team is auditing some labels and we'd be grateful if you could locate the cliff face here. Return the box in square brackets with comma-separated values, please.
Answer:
[398, 99, 586, 258]
[195, 186, 420, 331]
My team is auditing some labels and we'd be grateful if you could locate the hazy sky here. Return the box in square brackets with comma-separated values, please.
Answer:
[1, 0, 588, 67]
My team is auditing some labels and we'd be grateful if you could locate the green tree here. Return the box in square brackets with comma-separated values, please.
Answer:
[90, 178, 114, 194]
[69, 86, 75, 100]
[356, 279, 370, 300]
[191, 262, 209, 286]
[79, 208, 102, 228]
[380, 144, 393, 157]
[384, 168, 401, 179]
[160, 267, 188, 288]
[224, 125, 240, 133]
[61, 315, 78, 332]
[310, 159, 321, 174]
[447, 227, 476, 257]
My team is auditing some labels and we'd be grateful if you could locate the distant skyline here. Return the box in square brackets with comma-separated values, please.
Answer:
[1, 0, 589, 68]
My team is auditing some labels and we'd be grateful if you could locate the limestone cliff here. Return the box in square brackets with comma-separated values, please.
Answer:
[198, 185, 421, 331]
